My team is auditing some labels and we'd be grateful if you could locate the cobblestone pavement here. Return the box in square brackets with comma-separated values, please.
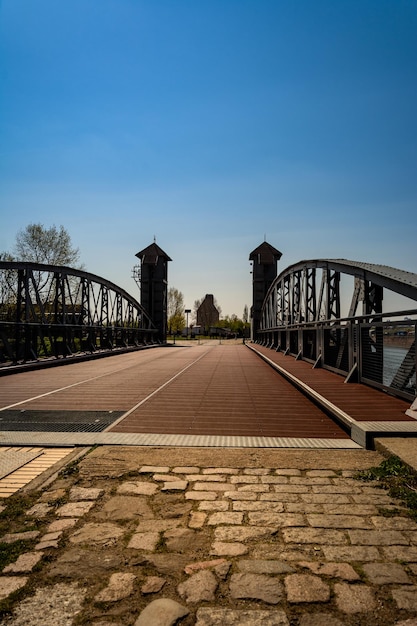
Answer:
[1, 446, 417, 625]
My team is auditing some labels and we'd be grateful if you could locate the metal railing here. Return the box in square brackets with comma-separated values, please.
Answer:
[0, 261, 157, 367]
[257, 309, 416, 402]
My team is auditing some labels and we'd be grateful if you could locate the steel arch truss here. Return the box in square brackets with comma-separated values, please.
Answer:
[259, 259, 417, 401]
[0, 262, 157, 364]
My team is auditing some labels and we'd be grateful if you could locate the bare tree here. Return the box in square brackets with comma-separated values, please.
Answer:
[14, 223, 81, 266]
[1, 223, 83, 306]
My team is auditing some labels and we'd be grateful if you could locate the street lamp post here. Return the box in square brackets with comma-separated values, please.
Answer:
[185, 309, 191, 339]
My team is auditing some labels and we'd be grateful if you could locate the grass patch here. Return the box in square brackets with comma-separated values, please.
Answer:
[355, 455, 417, 520]
[0, 493, 38, 535]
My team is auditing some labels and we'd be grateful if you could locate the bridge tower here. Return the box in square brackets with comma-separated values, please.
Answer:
[249, 241, 282, 340]
[135, 242, 172, 343]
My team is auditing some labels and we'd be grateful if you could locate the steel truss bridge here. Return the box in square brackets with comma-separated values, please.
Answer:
[257, 259, 417, 402]
[0, 261, 157, 366]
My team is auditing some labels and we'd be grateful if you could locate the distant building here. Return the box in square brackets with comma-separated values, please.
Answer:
[197, 294, 219, 330]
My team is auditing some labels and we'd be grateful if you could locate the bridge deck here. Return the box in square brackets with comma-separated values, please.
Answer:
[0, 343, 415, 451]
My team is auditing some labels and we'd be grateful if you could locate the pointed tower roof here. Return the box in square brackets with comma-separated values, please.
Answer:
[249, 241, 282, 264]
[136, 242, 172, 265]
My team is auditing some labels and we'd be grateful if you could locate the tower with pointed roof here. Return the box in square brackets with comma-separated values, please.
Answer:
[135, 242, 172, 342]
[249, 241, 282, 340]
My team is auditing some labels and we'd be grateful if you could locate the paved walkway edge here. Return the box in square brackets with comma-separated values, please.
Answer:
[0, 431, 362, 449]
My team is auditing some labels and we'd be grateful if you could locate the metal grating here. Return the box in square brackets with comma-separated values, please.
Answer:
[0, 410, 124, 433]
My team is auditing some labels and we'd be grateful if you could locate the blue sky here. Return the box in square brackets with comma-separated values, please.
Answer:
[1, 0, 416, 317]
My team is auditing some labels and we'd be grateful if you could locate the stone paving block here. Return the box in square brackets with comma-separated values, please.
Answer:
[128, 531, 160, 551]
[243, 468, 271, 475]
[35, 539, 59, 550]
[194, 482, 232, 491]
[69, 522, 125, 545]
[202, 468, 239, 475]
[173, 466, 200, 473]
[307, 514, 373, 529]
[260, 476, 289, 484]
[153, 473, 178, 481]
[233, 501, 284, 512]
[95, 572, 136, 602]
[26, 502, 53, 517]
[230, 573, 284, 604]
[321, 504, 378, 515]
[301, 494, 350, 504]
[391, 586, 417, 611]
[164, 528, 202, 552]
[39, 488, 67, 503]
[348, 529, 410, 545]
[117, 481, 159, 495]
[237, 559, 295, 575]
[237, 484, 270, 492]
[141, 575, 166, 594]
[275, 469, 301, 476]
[3, 551, 43, 573]
[187, 474, 227, 482]
[139, 465, 170, 473]
[408, 532, 417, 545]
[0, 576, 28, 601]
[210, 541, 248, 556]
[362, 562, 411, 584]
[135, 519, 181, 532]
[207, 512, 243, 525]
[7, 581, 86, 625]
[248, 512, 305, 527]
[273, 484, 309, 493]
[323, 546, 380, 561]
[47, 518, 78, 532]
[285, 574, 330, 603]
[230, 475, 259, 484]
[279, 548, 324, 562]
[177, 569, 218, 603]
[134, 598, 189, 626]
[298, 561, 360, 581]
[383, 546, 417, 561]
[1, 530, 40, 543]
[371, 516, 417, 530]
[184, 558, 229, 575]
[285, 503, 323, 513]
[352, 493, 396, 505]
[198, 500, 229, 511]
[189, 511, 207, 528]
[225, 491, 257, 500]
[69, 486, 103, 501]
[282, 528, 347, 545]
[215, 526, 275, 542]
[290, 477, 331, 485]
[260, 493, 300, 502]
[195, 608, 289, 625]
[334, 582, 376, 613]
[161, 480, 188, 491]
[56, 501, 96, 517]
[186, 491, 217, 500]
